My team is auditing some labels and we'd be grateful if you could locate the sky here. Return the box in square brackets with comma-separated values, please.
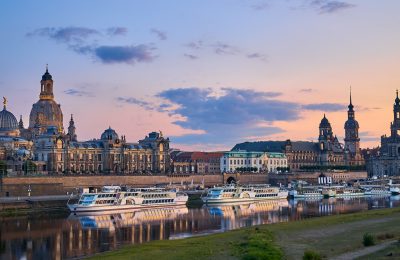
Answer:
[0, 0, 399, 151]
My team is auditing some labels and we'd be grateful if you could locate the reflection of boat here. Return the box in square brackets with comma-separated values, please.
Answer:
[206, 200, 289, 217]
[390, 195, 400, 201]
[202, 184, 288, 204]
[68, 186, 188, 213]
[289, 187, 323, 199]
[69, 206, 189, 229]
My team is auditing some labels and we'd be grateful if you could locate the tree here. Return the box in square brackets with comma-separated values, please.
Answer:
[0, 160, 6, 176]
[23, 160, 37, 175]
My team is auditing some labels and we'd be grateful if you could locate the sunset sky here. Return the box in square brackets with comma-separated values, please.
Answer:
[0, 0, 399, 151]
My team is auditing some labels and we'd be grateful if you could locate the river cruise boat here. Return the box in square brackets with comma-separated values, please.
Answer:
[68, 186, 188, 213]
[289, 187, 323, 199]
[201, 184, 288, 204]
[363, 186, 391, 196]
[335, 187, 364, 198]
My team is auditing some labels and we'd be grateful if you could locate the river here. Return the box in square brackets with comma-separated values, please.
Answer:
[1, 196, 399, 260]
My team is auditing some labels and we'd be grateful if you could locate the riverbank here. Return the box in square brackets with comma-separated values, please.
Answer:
[89, 207, 400, 260]
[0, 195, 77, 216]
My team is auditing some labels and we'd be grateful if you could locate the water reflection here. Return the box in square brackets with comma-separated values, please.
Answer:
[1, 196, 399, 260]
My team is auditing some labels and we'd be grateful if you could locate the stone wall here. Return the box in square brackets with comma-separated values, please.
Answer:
[0, 173, 268, 197]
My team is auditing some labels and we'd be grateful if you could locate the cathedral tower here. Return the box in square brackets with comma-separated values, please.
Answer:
[28, 66, 64, 136]
[390, 90, 400, 138]
[344, 88, 363, 165]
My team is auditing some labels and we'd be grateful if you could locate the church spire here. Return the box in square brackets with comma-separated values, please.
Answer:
[348, 86, 354, 111]
[19, 115, 24, 129]
[396, 89, 400, 105]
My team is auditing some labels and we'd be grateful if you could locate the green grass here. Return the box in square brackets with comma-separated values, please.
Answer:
[90, 227, 282, 260]
[90, 207, 400, 260]
[355, 241, 400, 259]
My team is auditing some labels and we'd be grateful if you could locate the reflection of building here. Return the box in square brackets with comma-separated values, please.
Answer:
[232, 91, 364, 171]
[171, 151, 224, 174]
[220, 150, 287, 173]
[370, 91, 400, 176]
[1, 67, 171, 175]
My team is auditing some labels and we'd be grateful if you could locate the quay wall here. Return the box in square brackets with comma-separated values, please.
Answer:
[268, 171, 368, 186]
[0, 173, 268, 197]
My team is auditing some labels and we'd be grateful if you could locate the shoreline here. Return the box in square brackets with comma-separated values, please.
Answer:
[88, 207, 400, 260]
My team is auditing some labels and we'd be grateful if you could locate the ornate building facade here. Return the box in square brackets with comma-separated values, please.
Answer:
[369, 91, 400, 176]
[1, 68, 171, 175]
[232, 91, 365, 171]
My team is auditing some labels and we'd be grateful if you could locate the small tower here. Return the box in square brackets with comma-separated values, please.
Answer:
[67, 114, 77, 141]
[40, 64, 54, 100]
[318, 114, 333, 150]
[391, 90, 400, 138]
[19, 115, 24, 129]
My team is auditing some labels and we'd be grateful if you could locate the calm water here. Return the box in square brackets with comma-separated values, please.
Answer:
[1, 196, 400, 260]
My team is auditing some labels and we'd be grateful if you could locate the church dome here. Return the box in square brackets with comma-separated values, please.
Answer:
[101, 127, 119, 141]
[319, 114, 331, 128]
[345, 118, 359, 129]
[0, 106, 18, 131]
[29, 99, 64, 133]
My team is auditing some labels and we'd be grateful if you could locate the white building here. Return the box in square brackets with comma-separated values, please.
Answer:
[220, 150, 287, 173]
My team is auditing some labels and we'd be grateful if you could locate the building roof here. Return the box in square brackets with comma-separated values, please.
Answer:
[191, 152, 224, 161]
[41, 67, 53, 81]
[232, 140, 319, 153]
[319, 114, 332, 129]
[101, 127, 119, 141]
[291, 141, 319, 152]
[231, 141, 286, 152]
[0, 106, 18, 131]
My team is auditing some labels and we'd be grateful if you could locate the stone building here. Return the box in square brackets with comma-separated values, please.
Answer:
[171, 151, 224, 174]
[1, 67, 171, 175]
[370, 91, 400, 176]
[317, 114, 345, 166]
[220, 150, 287, 173]
[0, 98, 33, 174]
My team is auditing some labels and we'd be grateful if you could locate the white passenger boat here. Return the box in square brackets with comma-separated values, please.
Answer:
[67, 186, 188, 213]
[335, 187, 364, 198]
[201, 184, 288, 204]
[289, 187, 323, 199]
[390, 186, 400, 195]
[363, 187, 391, 196]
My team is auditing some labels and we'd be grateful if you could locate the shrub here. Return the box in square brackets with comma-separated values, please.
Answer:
[363, 233, 375, 247]
[303, 250, 322, 260]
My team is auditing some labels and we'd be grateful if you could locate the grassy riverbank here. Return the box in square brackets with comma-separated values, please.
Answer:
[90, 207, 400, 260]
